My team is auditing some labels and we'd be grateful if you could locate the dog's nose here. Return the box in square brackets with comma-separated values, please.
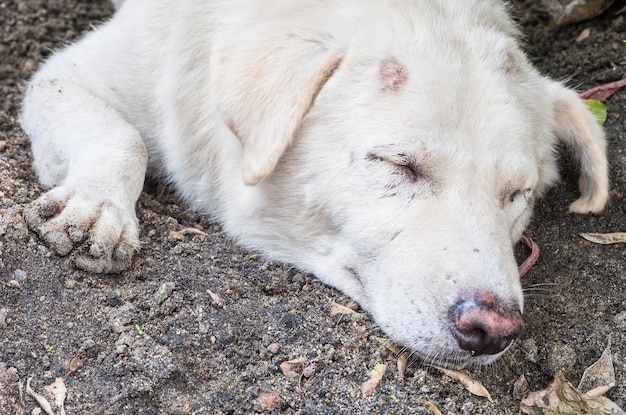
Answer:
[450, 293, 524, 356]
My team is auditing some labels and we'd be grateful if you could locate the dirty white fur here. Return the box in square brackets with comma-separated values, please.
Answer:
[21, 0, 608, 367]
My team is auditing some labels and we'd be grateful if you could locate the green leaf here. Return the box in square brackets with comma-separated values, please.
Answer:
[585, 99, 607, 126]
[369, 362, 383, 376]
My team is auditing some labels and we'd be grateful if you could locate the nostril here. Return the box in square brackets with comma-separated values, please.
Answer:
[450, 293, 525, 356]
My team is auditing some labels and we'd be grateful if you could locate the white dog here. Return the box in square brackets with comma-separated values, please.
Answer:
[21, 0, 608, 367]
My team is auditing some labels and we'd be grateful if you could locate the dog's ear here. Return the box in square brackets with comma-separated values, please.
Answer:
[211, 32, 343, 185]
[548, 83, 609, 213]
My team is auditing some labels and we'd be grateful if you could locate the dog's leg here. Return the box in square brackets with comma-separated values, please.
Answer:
[549, 85, 609, 213]
[21, 67, 147, 273]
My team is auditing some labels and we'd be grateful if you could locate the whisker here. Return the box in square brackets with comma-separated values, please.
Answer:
[522, 282, 559, 288]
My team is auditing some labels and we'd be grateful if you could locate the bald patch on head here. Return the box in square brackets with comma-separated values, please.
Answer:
[380, 57, 408, 91]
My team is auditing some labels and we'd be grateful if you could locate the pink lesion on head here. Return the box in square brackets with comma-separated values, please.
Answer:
[380, 57, 407, 90]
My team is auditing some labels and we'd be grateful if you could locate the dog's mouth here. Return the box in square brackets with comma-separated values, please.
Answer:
[342, 236, 532, 368]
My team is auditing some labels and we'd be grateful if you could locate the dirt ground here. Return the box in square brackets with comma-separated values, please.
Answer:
[1, 1, 625, 414]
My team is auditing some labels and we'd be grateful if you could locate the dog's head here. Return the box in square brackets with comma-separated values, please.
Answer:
[211, 0, 608, 367]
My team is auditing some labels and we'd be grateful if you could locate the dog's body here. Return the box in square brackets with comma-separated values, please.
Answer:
[21, 0, 608, 367]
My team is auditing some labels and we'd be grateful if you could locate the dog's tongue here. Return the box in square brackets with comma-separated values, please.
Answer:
[518, 235, 539, 277]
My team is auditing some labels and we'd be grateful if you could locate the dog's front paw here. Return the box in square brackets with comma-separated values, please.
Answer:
[24, 187, 140, 273]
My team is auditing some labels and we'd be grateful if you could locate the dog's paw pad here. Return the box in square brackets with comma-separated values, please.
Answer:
[25, 187, 139, 273]
[73, 239, 135, 274]
[568, 196, 606, 214]
[24, 198, 64, 229]
[40, 228, 74, 256]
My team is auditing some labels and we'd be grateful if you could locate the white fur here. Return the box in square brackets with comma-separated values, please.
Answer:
[21, 0, 608, 367]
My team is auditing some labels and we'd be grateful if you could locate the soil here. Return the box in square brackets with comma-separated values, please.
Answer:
[1, 1, 625, 414]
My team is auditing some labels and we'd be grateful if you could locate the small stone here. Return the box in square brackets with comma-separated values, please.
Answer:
[613, 310, 626, 329]
[105, 292, 123, 307]
[259, 392, 282, 411]
[302, 364, 316, 378]
[267, 343, 281, 355]
[0, 308, 8, 330]
[13, 269, 27, 281]
[6, 367, 18, 382]
[82, 339, 99, 358]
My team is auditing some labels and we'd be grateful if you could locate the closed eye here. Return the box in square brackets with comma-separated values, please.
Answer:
[395, 161, 423, 182]
[366, 151, 426, 183]
[508, 188, 532, 203]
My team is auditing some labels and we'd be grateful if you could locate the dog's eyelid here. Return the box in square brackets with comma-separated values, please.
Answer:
[396, 160, 424, 182]
[508, 187, 533, 203]
[366, 151, 425, 182]
[509, 190, 522, 202]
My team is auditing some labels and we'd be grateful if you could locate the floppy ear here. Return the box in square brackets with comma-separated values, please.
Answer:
[211, 31, 343, 185]
[548, 83, 609, 213]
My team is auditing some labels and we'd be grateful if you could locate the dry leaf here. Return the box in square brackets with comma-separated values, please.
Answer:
[576, 28, 591, 42]
[434, 366, 493, 402]
[522, 341, 622, 415]
[178, 227, 207, 236]
[26, 377, 54, 415]
[170, 227, 207, 240]
[64, 355, 83, 379]
[372, 338, 407, 380]
[330, 301, 355, 316]
[420, 399, 444, 415]
[397, 352, 409, 381]
[580, 232, 626, 245]
[521, 371, 623, 415]
[361, 363, 387, 396]
[580, 78, 626, 102]
[375, 337, 400, 354]
[578, 341, 615, 398]
[26, 377, 68, 415]
[206, 289, 225, 307]
[280, 357, 309, 380]
[44, 378, 67, 415]
[259, 392, 282, 410]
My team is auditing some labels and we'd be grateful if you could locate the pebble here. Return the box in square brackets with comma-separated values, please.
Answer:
[83, 339, 99, 358]
[302, 363, 316, 378]
[267, 343, 281, 355]
[613, 310, 626, 329]
[109, 303, 135, 333]
[13, 269, 27, 281]
[0, 308, 8, 330]
[7, 367, 19, 382]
